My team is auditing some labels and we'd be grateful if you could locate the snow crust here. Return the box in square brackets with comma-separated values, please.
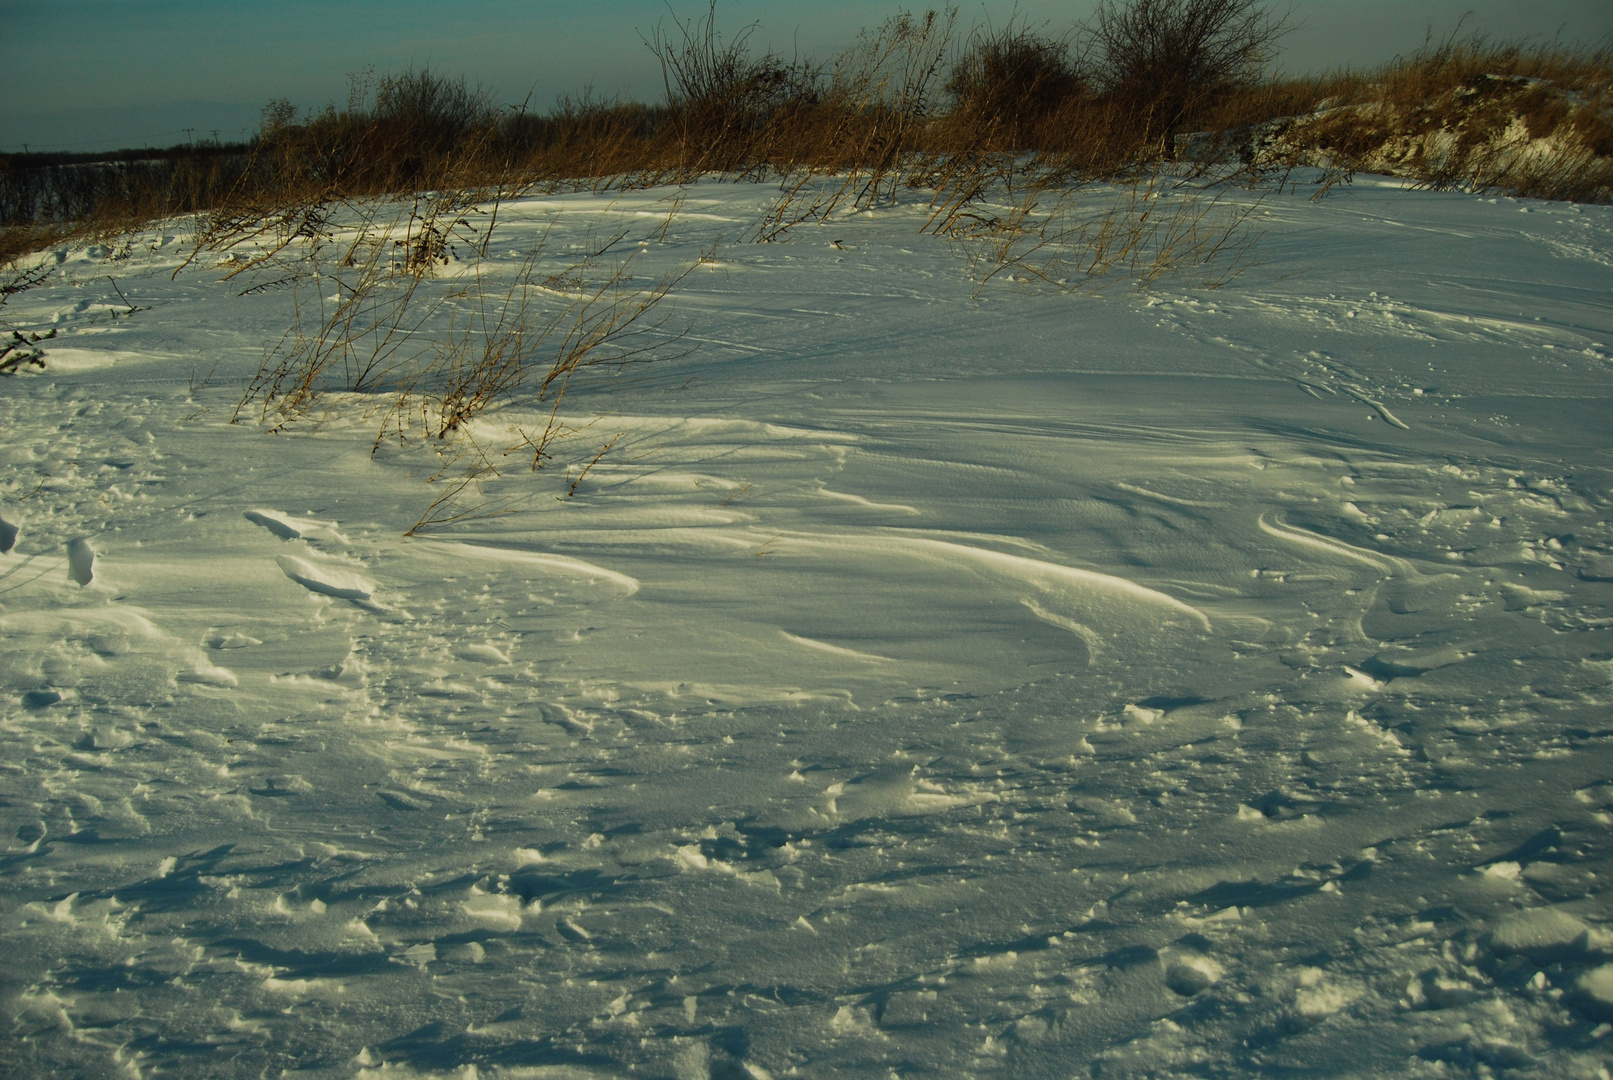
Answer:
[2, 175, 1612, 1077]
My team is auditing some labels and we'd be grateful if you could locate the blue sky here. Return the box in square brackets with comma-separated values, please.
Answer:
[3, 0, 1610, 152]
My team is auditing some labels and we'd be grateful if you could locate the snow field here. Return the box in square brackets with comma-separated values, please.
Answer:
[1, 176, 1612, 1077]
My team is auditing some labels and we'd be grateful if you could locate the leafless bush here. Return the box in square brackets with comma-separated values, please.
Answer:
[944, 23, 1085, 148]
[1091, 0, 1291, 134]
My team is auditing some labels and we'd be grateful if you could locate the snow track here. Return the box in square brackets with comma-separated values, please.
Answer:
[2, 178, 1612, 1078]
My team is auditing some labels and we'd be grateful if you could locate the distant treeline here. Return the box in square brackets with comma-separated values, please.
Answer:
[1, 147, 253, 227]
[2, 143, 253, 171]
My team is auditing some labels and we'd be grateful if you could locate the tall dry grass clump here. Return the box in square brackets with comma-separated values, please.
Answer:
[946, 173, 1262, 296]
[222, 191, 698, 533]
[747, 9, 973, 238]
[644, 0, 824, 177]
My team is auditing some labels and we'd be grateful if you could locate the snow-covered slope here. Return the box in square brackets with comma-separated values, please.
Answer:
[2, 176, 1612, 1078]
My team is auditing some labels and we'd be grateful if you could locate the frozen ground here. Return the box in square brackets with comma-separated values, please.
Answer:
[2, 175, 1612, 1079]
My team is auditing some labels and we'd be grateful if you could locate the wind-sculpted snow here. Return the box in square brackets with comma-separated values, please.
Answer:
[275, 555, 379, 604]
[2, 177, 1613, 1078]
[784, 532, 1214, 630]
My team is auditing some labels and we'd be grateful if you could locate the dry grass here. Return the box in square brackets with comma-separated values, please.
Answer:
[218, 188, 696, 533]
[6, 5, 1609, 269]
[2, 3, 1599, 312]
[943, 171, 1262, 296]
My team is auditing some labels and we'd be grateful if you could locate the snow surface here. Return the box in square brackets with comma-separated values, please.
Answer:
[2, 176, 1613, 1078]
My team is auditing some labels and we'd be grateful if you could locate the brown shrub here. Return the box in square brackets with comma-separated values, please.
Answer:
[1090, 0, 1292, 134]
[941, 24, 1085, 149]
